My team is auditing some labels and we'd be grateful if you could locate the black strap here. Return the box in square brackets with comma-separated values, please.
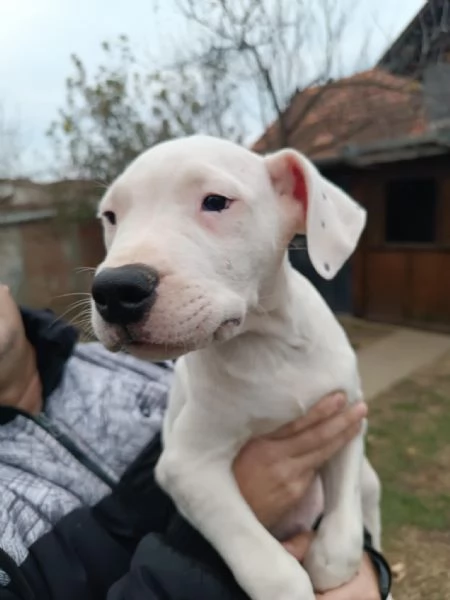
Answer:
[0, 407, 117, 490]
[154, 361, 173, 370]
[365, 546, 392, 600]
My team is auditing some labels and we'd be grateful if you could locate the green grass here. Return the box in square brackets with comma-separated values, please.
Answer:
[364, 353, 450, 599]
[367, 373, 450, 537]
[381, 486, 450, 533]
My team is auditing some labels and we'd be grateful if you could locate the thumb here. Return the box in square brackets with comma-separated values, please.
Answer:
[282, 531, 314, 562]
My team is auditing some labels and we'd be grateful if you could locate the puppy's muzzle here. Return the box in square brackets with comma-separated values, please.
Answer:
[92, 263, 159, 325]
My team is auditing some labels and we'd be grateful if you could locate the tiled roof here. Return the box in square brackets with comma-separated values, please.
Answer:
[252, 68, 426, 159]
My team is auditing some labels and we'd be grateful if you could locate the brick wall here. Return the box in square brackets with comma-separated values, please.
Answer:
[0, 217, 105, 325]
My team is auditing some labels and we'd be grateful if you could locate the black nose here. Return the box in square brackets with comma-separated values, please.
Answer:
[92, 264, 159, 325]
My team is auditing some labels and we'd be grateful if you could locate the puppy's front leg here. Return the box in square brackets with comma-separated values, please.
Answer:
[303, 429, 365, 592]
[361, 456, 382, 551]
[156, 412, 314, 600]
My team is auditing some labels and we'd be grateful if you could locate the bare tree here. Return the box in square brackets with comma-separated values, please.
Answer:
[168, 0, 371, 146]
[161, 0, 423, 154]
[48, 35, 244, 182]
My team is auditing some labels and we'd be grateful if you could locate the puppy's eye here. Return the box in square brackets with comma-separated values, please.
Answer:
[102, 211, 116, 225]
[202, 194, 231, 212]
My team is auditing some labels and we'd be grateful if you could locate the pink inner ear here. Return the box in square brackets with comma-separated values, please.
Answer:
[289, 159, 308, 215]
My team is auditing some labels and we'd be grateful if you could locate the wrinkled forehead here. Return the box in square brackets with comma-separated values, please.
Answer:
[132, 136, 264, 180]
[101, 137, 267, 209]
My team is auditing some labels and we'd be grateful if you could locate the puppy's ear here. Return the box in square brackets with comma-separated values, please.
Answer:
[265, 149, 366, 280]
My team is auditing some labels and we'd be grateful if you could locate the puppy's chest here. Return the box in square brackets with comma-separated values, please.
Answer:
[184, 339, 359, 434]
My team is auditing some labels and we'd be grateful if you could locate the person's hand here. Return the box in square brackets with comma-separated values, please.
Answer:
[0, 284, 42, 413]
[233, 393, 367, 528]
[316, 553, 381, 600]
[0, 284, 24, 354]
[0, 284, 25, 365]
[282, 533, 381, 600]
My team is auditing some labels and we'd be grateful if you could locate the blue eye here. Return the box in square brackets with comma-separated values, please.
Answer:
[202, 194, 231, 212]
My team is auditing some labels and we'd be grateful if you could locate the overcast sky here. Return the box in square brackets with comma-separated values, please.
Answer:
[0, 0, 425, 177]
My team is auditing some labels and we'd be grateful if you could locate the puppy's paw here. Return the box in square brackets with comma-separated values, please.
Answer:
[303, 517, 363, 592]
[247, 553, 315, 600]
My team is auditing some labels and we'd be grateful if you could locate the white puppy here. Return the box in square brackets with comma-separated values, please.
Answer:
[91, 135, 382, 600]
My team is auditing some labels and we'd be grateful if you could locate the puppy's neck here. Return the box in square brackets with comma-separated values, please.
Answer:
[191, 258, 311, 377]
[239, 254, 312, 344]
[188, 257, 317, 384]
[256, 254, 293, 313]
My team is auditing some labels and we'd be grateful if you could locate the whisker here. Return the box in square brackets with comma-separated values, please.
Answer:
[76, 318, 95, 331]
[74, 322, 96, 342]
[74, 266, 97, 275]
[93, 179, 110, 192]
[69, 310, 95, 335]
[70, 309, 91, 324]
[54, 292, 91, 300]
[49, 299, 91, 328]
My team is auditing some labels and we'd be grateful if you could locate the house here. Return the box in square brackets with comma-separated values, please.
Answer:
[253, 1, 450, 331]
[0, 179, 104, 314]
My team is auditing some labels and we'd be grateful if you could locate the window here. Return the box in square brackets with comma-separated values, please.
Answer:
[385, 178, 437, 244]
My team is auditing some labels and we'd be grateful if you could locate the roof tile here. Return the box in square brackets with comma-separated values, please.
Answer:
[252, 68, 426, 158]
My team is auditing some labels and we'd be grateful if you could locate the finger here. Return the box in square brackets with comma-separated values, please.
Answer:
[282, 531, 314, 561]
[269, 393, 347, 440]
[314, 577, 360, 600]
[286, 401, 367, 458]
[315, 553, 379, 600]
[302, 420, 364, 471]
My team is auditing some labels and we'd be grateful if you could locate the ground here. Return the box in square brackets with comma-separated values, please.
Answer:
[367, 351, 450, 600]
[339, 317, 450, 598]
[338, 315, 396, 351]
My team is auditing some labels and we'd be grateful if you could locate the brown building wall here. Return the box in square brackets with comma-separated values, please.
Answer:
[0, 217, 105, 320]
[338, 154, 450, 331]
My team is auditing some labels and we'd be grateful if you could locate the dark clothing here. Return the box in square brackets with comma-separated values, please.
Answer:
[0, 309, 391, 600]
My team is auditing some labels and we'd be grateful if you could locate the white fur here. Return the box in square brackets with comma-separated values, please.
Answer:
[92, 135, 383, 600]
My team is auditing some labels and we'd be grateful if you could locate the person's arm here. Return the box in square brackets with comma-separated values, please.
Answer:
[235, 394, 391, 600]
[104, 517, 389, 600]
[0, 532, 387, 600]
[0, 395, 389, 600]
[103, 396, 390, 600]
[282, 530, 390, 600]
[106, 515, 390, 600]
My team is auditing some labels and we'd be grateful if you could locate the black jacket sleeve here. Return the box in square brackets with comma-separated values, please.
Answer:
[0, 591, 20, 600]
[90, 435, 247, 600]
[0, 549, 34, 600]
[107, 528, 247, 600]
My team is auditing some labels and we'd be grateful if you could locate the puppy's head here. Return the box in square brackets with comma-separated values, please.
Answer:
[91, 136, 365, 360]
